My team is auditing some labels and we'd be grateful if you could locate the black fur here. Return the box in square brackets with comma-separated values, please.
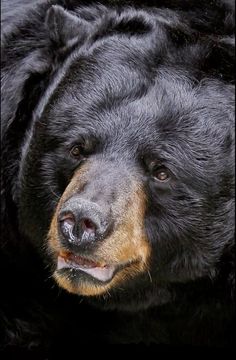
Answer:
[1, 0, 235, 351]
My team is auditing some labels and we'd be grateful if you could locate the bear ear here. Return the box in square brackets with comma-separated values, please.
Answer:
[2, 4, 90, 143]
[45, 5, 86, 46]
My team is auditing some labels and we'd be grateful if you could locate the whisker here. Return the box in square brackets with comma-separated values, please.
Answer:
[50, 187, 60, 200]
[147, 270, 152, 283]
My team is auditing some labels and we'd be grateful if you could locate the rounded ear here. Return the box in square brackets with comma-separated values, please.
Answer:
[1, 4, 90, 141]
[45, 5, 89, 46]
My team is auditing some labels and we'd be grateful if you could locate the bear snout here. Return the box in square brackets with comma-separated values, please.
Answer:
[58, 197, 113, 248]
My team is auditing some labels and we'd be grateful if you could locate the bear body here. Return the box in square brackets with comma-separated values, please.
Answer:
[1, 0, 235, 349]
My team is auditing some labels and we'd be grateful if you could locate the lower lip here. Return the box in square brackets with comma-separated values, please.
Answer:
[57, 256, 116, 282]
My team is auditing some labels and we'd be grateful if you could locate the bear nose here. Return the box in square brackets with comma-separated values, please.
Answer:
[59, 212, 97, 243]
[58, 199, 111, 247]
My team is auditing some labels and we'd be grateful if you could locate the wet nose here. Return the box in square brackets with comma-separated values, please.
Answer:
[59, 212, 97, 243]
[58, 198, 111, 247]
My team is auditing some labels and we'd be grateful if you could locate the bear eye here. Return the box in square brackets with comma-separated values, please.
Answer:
[70, 145, 82, 158]
[152, 166, 170, 182]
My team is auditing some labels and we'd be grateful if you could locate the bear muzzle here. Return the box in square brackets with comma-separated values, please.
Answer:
[47, 160, 151, 296]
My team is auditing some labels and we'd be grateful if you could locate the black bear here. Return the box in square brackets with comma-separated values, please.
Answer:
[1, 0, 235, 350]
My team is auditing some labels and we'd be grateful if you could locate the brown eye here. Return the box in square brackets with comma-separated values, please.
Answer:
[70, 145, 81, 158]
[153, 167, 170, 182]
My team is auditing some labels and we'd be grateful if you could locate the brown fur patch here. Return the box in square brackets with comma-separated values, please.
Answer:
[54, 272, 78, 294]
[48, 162, 151, 296]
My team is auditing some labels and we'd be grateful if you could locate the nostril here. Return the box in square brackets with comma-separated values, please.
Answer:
[60, 212, 75, 225]
[80, 218, 97, 235]
[59, 212, 76, 242]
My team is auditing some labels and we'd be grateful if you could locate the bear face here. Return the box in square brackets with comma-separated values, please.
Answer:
[13, 5, 234, 309]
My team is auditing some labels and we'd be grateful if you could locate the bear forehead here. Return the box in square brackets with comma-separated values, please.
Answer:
[43, 54, 230, 145]
[34, 25, 233, 155]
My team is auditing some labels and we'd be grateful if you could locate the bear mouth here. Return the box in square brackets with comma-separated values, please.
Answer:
[57, 253, 116, 282]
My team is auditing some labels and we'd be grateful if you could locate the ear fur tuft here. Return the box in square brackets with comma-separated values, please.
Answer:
[45, 5, 85, 46]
